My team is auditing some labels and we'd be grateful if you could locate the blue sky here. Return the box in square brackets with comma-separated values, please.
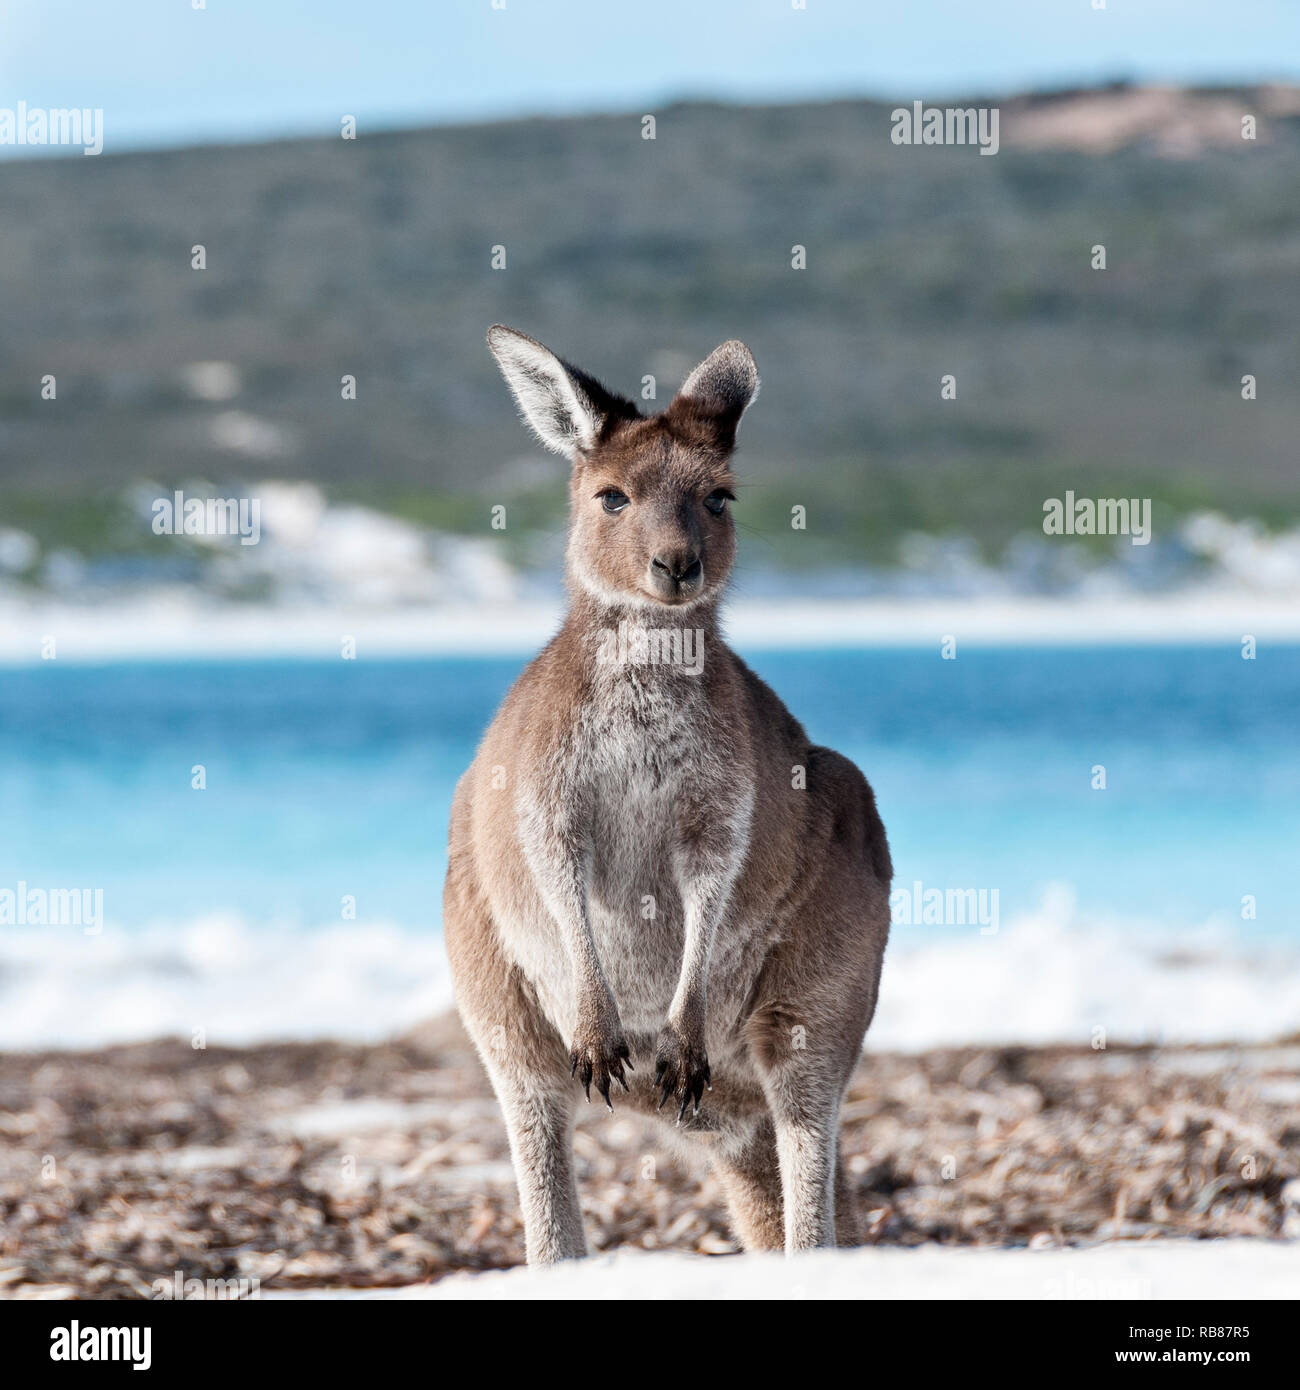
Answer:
[1, 0, 1298, 154]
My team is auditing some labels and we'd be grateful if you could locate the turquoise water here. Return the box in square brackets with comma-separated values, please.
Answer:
[2, 644, 1296, 939]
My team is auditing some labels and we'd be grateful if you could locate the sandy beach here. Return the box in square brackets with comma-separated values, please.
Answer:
[281, 1240, 1300, 1300]
[1, 1013, 1296, 1299]
[4, 592, 1300, 667]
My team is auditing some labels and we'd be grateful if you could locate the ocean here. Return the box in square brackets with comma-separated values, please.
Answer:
[1, 643, 1296, 1050]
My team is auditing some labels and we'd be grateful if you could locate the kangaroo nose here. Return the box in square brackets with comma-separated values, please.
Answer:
[652, 551, 702, 584]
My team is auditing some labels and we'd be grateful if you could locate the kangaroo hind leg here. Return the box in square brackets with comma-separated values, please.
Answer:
[712, 1116, 785, 1252]
[446, 871, 586, 1264]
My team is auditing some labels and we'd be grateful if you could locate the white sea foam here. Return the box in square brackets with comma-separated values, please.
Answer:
[0, 890, 1293, 1052]
[874, 886, 1300, 1051]
[0, 915, 453, 1051]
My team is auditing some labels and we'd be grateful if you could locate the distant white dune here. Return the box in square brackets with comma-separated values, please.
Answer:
[2, 590, 1299, 665]
[272, 1239, 1300, 1301]
[3, 489, 1299, 660]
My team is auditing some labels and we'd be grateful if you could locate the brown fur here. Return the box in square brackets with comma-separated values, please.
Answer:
[443, 327, 892, 1261]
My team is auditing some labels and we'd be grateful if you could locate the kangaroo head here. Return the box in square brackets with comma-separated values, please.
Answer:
[487, 326, 759, 610]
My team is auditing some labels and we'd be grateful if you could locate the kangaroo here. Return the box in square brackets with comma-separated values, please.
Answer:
[443, 326, 892, 1262]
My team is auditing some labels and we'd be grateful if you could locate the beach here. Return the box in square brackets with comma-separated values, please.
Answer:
[3, 0, 1299, 1326]
[1, 632, 1296, 1300]
[332, 1241, 1300, 1301]
[5, 592, 1300, 666]
[2, 1012, 1296, 1299]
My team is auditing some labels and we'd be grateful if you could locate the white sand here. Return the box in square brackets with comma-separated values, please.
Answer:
[272, 1240, 1300, 1301]
[3, 592, 1300, 665]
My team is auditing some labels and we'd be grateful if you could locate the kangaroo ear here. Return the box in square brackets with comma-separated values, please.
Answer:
[673, 340, 760, 446]
[487, 325, 635, 456]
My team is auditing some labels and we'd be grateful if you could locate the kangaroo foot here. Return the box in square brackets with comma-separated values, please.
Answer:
[654, 1022, 711, 1123]
[569, 1015, 632, 1110]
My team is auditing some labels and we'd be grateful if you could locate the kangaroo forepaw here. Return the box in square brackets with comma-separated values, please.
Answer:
[569, 1031, 633, 1111]
[653, 1027, 711, 1123]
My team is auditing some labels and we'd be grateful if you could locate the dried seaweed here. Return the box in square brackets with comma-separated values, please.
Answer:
[1, 1019, 1296, 1298]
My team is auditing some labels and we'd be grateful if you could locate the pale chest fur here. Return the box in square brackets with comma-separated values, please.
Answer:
[576, 666, 707, 1028]
[498, 652, 764, 1043]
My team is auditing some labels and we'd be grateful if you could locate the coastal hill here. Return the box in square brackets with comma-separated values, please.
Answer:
[2, 83, 1297, 566]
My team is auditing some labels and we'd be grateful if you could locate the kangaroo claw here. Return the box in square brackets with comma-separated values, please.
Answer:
[569, 1032, 632, 1114]
[653, 1024, 711, 1125]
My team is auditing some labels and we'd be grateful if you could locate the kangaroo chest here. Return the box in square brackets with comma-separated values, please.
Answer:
[573, 673, 706, 1018]
[579, 672, 703, 900]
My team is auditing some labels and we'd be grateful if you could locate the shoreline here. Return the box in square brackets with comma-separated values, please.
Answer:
[3, 591, 1300, 665]
[2, 1017, 1296, 1298]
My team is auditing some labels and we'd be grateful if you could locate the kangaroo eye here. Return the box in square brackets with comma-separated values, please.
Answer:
[703, 490, 733, 516]
[599, 489, 629, 514]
